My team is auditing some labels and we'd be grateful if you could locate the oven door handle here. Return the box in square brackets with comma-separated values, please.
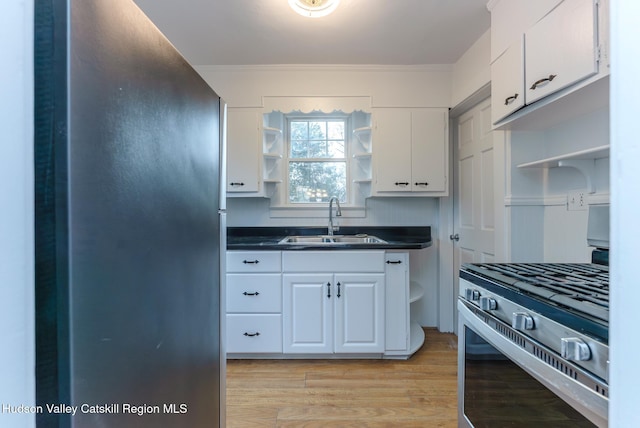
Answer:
[457, 299, 608, 428]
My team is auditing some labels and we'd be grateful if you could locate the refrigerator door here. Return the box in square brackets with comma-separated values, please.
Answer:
[34, 0, 223, 426]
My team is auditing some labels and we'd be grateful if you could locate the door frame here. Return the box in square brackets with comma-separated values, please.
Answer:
[437, 83, 507, 333]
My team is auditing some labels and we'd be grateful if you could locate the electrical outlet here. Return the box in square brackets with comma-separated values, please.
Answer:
[567, 191, 588, 211]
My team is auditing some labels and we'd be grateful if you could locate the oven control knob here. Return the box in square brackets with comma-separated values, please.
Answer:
[479, 296, 497, 311]
[561, 338, 592, 361]
[512, 312, 534, 330]
[465, 289, 481, 301]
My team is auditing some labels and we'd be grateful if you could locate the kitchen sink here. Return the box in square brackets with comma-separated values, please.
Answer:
[278, 234, 388, 245]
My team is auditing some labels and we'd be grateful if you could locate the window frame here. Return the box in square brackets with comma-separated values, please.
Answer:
[284, 113, 352, 206]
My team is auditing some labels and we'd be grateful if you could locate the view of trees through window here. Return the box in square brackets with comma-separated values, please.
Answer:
[288, 118, 347, 203]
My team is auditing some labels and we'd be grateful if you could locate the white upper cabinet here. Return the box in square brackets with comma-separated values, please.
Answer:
[491, 37, 525, 124]
[488, 0, 607, 128]
[525, 0, 598, 104]
[226, 108, 261, 194]
[372, 108, 448, 196]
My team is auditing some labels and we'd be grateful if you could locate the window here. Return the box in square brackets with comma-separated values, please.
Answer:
[286, 115, 348, 204]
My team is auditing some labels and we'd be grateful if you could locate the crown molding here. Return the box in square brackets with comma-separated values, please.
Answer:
[195, 64, 453, 73]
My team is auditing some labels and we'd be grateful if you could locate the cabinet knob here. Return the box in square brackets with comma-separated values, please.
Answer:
[337, 282, 341, 298]
[242, 260, 259, 264]
[530, 74, 557, 90]
[327, 282, 331, 299]
[243, 291, 260, 296]
[243, 332, 260, 337]
[386, 260, 402, 264]
[394, 182, 409, 186]
[230, 182, 245, 186]
[414, 182, 429, 186]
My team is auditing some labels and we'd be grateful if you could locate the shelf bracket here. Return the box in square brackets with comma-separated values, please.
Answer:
[557, 159, 596, 194]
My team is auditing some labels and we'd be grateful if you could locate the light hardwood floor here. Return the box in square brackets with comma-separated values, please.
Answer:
[226, 328, 458, 427]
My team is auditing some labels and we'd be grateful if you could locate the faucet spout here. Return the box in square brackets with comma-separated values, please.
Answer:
[328, 197, 342, 236]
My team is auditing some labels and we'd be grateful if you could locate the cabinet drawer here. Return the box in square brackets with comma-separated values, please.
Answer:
[226, 251, 281, 272]
[227, 274, 282, 313]
[226, 314, 282, 353]
[283, 250, 384, 273]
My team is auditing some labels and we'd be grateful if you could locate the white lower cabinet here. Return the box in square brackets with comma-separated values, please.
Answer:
[283, 272, 385, 354]
[226, 249, 421, 358]
[383, 252, 425, 358]
[282, 251, 385, 355]
[226, 251, 283, 354]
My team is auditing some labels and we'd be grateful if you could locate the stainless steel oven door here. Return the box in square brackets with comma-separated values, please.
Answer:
[457, 299, 607, 428]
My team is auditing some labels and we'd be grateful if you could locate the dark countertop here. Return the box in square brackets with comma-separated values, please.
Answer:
[227, 226, 432, 251]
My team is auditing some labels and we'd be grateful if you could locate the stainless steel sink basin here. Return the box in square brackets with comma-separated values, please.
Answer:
[278, 234, 387, 245]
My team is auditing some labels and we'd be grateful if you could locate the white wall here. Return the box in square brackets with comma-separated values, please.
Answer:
[610, 1, 640, 425]
[1, 0, 35, 427]
[506, 107, 610, 262]
[196, 64, 452, 108]
[451, 29, 491, 107]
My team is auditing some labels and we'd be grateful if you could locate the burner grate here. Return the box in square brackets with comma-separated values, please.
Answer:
[467, 263, 609, 322]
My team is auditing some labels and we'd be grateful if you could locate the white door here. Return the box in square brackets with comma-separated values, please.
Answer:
[453, 98, 495, 273]
[334, 274, 385, 353]
[283, 274, 333, 354]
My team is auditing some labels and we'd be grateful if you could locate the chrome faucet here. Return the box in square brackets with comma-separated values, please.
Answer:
[328, 197, 342, 236]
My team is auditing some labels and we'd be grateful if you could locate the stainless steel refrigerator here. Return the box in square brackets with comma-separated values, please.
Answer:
[34, 0, 226, 426]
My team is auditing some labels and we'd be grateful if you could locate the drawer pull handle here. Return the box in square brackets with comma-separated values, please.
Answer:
[386, 260, 402, 264]
[337, 282, 341, 298]
[414, 182, 429, 186]
[242, 260, 259, 264]
[530, 74, 557, 90]
[394, 182, 409, 186]
[243, 291, 260, 296]
[327, 282, 331, 299]
[504, 93, 519, 105]
[230, 182, 245, 186]
[243, 332, 260, 337]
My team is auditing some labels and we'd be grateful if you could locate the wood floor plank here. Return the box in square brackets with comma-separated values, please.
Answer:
[226, 328, 458, 426]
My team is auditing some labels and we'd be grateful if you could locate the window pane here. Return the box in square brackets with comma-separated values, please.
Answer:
[290, 139, 308, 158]
[327, 141, 345, 158]
[308, 122, 326, 140]
[290, 122, 308, 141]
[289, 162, 346, 203]
[327, 122, 344, 140]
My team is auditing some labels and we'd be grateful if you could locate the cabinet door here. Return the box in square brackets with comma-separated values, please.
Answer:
[227, 108, 260, 193]
[525, 0, 598, 104]
[283, 274, 333, 354]
[373, 109, 412, 192]
[491, 38, 526, 124]
[384, 253, 409, 353]
[334, 273, 385, 353]
[411, 109, 448, 192]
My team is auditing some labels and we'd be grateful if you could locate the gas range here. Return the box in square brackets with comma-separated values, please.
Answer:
[459, 263, 609, 383]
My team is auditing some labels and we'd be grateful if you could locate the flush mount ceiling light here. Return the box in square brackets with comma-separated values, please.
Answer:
[288, 0, 341, 18]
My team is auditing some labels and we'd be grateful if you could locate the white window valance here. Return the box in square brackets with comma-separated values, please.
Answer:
[262, 96, 371, 114]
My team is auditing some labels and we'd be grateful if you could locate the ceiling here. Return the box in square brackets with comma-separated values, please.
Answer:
[133, 0, 491, 66]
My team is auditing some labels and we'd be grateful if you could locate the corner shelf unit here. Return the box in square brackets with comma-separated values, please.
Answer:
[262, 124, 284, 196]
[517, 145, 609, 193]
[409, 280, 425, 354]
[351, 126, 373, 200]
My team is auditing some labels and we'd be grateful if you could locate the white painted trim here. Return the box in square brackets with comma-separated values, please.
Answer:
[269, 206, 367, 218]
[196, 64, 454, 73]
[504, 192, 610, 207]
